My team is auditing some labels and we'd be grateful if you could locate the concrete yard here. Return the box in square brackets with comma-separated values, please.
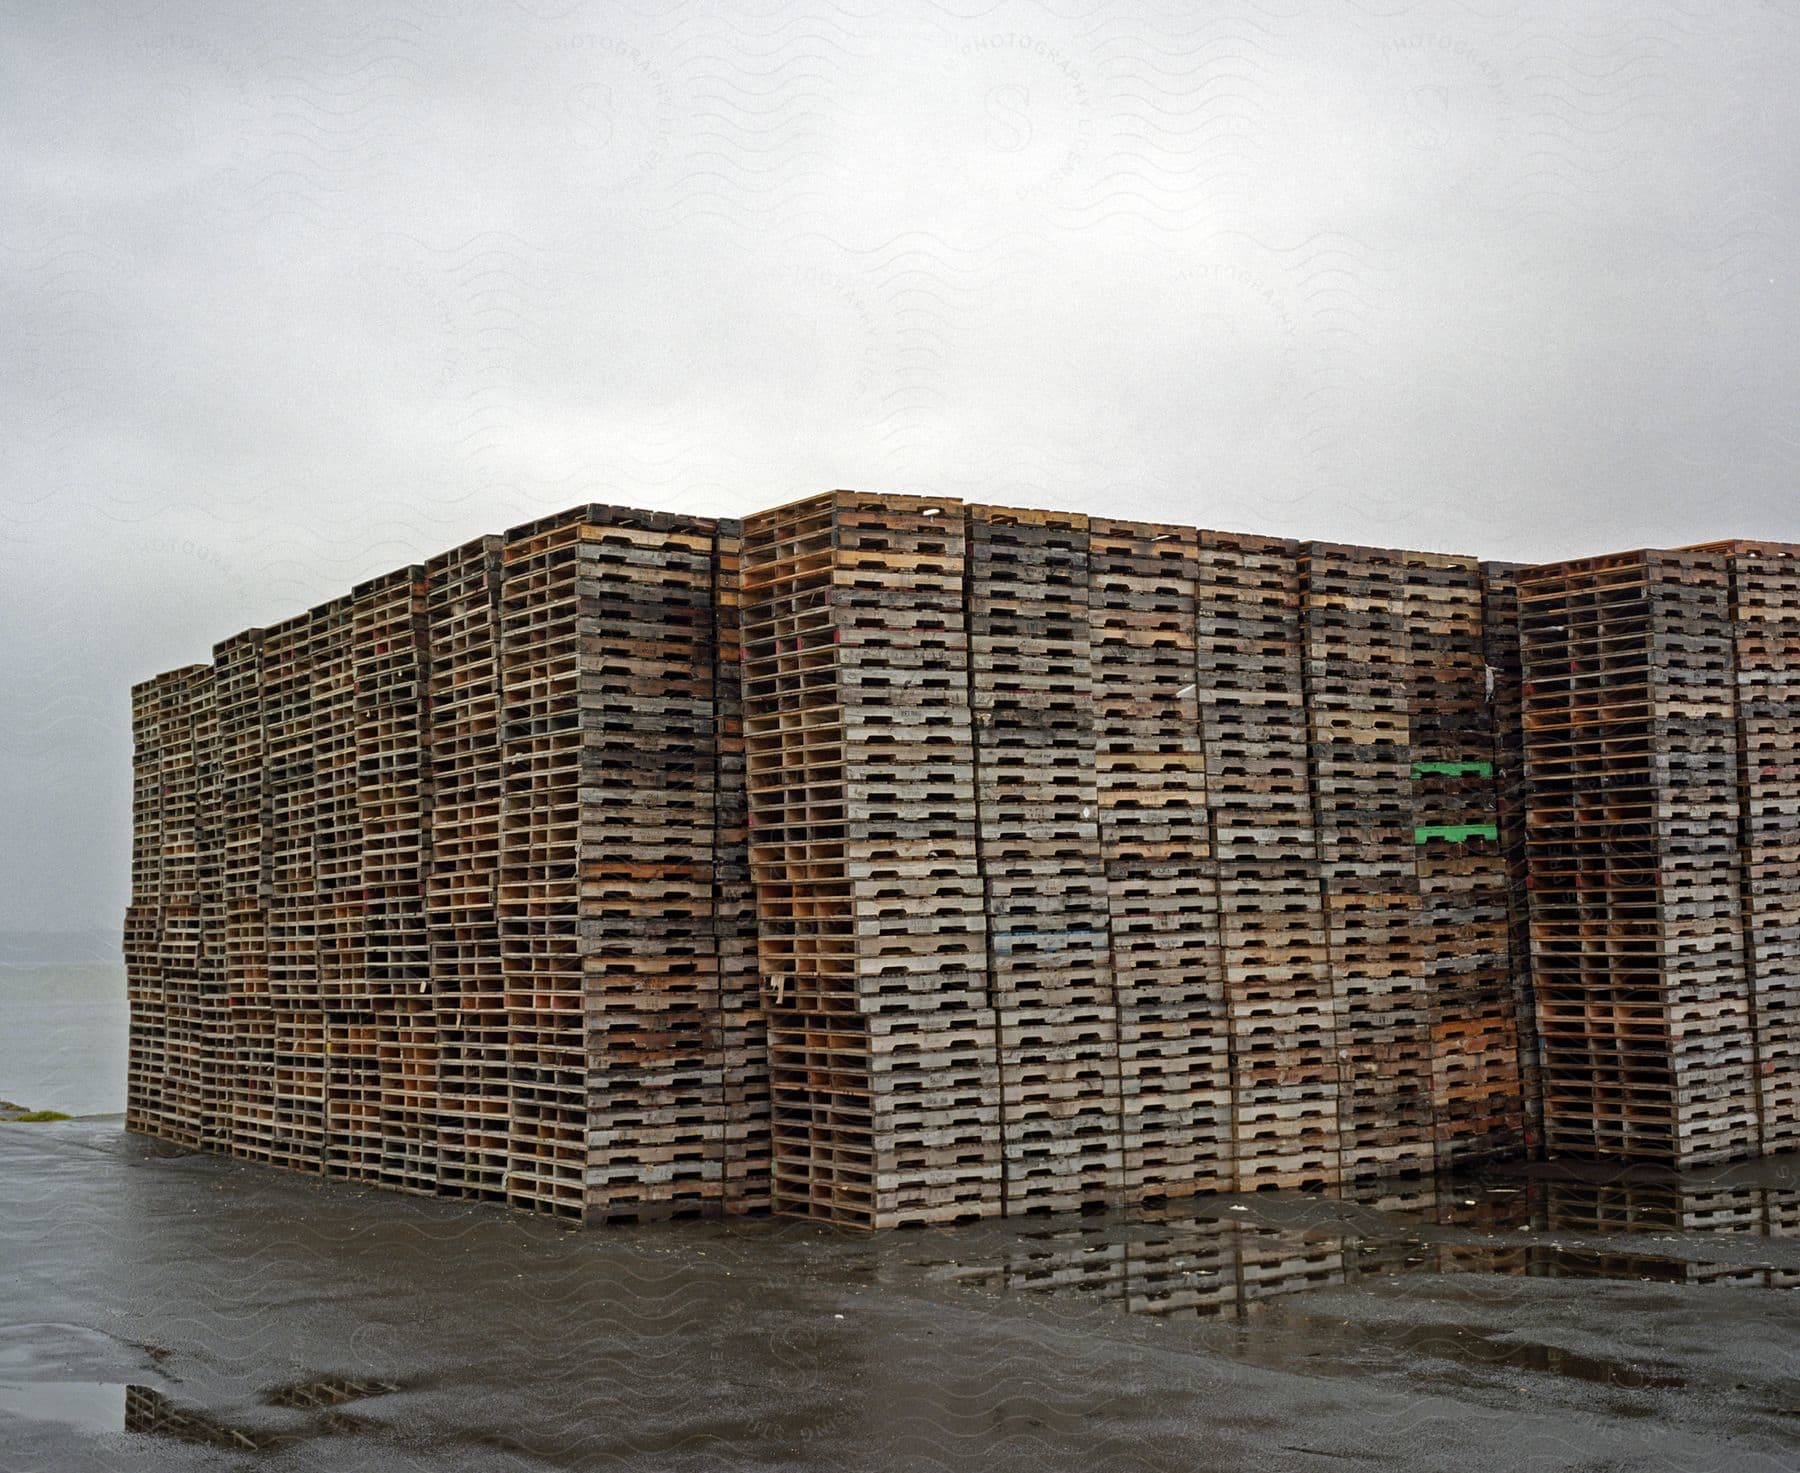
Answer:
[2, 1115, 1796, 1472]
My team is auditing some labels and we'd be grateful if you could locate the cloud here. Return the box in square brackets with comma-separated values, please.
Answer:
[2, 0, 1798, 933]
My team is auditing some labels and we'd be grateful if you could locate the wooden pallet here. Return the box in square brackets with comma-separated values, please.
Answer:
[714, 522, 772, 1216]
[1089, 517, 1230, 1201]
[269, 603, 336, 1171]
[131, 491, 1795, 1224]
[1300, 543, 1435, 1180]
[213, 628, 274, 1163]
[125, 675, 166, 1138]
[499, 506, 731, 1224]
[1195, 530, 1339, 1191]
[969, 505, 1124, 1213]
[154, 664, 211, 1151]
[426, 535, 510, 1200]
[1406, 551, 1523, 1168]
[742, 491, 1001, 1227]
[1519, 550, 1760, 1166]
[1692, 539, 1800, 1154]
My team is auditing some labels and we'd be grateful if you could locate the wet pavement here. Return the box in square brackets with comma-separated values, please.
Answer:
[3, 972, 1798, 1469]
[1, 1118, 1797, 1471]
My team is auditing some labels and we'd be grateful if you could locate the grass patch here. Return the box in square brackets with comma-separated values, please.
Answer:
[9, 1110, 70, 1123]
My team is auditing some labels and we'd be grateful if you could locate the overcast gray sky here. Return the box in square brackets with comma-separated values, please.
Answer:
[4, 0, 1798, 938]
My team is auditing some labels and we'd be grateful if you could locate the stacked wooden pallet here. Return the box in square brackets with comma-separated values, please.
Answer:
[1702, 541, 1800, 1154]
[214, 629, 273, 1163]
[315, 592, 375, 1183]
[1519, 550, 1759, 1166]
[263, 609, 323, 1171]
[125, 676, 165, 1137]
[306, 597, 358, 1170]
[1196, 532, 1338, 1191]
[149, 490, 1800, 1225]
[156, 664, 209, 1151]
[426, 535, 509, 1200]
[125, 507, 766, 1214]
[192, 665, 229, 1152]
[497, 514, 593, 1216]
[353, 568, 435, 1193]
[741, 491, 1002, 1227]
[1301, 544, 1436, 1178]
[1480, 564, 1545, 1151]
[584, 508, 727, 1223]
[1090, 519, 1228, 1201]
[714, 523, 771, 1214]
[499, 506, 728, 1223]
[968, 506, 1120, 1213]
[1406, 552, 1523, 1167]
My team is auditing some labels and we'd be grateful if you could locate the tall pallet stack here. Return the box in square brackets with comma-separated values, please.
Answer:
[427, 535, 509, 1200]
[741, 491, 1002, 1227]
[130, 488, 1800, 1226]
[264, 610, 322, 1171]
[714, 524, 772, 1214]
[969, 506, 1120, 1213]
[1090, 519, 1229, 1201]
[125, 677, 165, 1137]
[316, 593, 374, 1182]
[354, 568, 436, 1192]
[498, 514, 593, 1215]
[191, 667, 228, 1152]
[310, 599, 359, 1173]
[589, 508, 727, 1222]
[1301, 545, 1436, 1178]
[499, 507, 727, 1223]
[1705, 541, 1800, 1154]
[214, 629, 272, 1162]
[1406, 553, 1522, 1167]
[156, 665, 208, 1150]
[1194, 533, 1338, 1191]
[1519, 551, 1759, 1165]
[1480, 564, 1544, 1149]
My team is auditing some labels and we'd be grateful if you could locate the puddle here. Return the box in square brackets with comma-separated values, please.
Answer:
[1210, 1311, 1690, 1410]
[908, 1165, 1800, 1397]
[0, 1380, 137, 1435]
[0, 1381, 299, 1449]
[925, 1184, 1797, 1318]
[0, 1369, 406, 1451]
[1362, 1323, 1686, 1391]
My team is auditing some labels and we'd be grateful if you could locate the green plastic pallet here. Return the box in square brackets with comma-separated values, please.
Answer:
[1413, 823, 1498, 844]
